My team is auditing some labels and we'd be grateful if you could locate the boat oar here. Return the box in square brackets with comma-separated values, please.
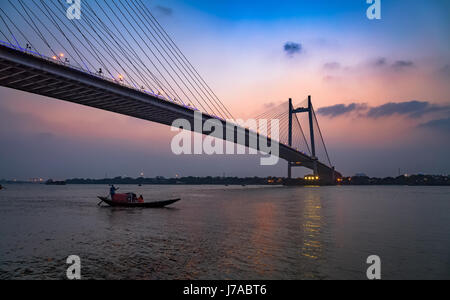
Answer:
[97, 197, 107, 206]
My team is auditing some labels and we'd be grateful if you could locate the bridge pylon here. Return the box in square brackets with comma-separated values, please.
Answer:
[288, 96, 318, 179]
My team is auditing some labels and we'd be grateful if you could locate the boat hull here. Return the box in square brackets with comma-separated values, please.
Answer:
[98, 197, 180, 208]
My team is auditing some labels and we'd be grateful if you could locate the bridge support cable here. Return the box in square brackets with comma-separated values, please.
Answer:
[33, 0, 111, 75]
[83, 0, 195, 104]
[251, 99, 311, 156]
[9, 0, 59, 60]
[18, 0, 119, 83]
[81, 0, 171, 98]
[109, 0, 208, 113]
[91, 0, 189, 104]
[135, 0, 235, 121]
[129, 1, 230, 121]
[105, 0, 233, 119]
[39, 1, 93, 72]
[0, 0, 235, 119]
[286, 96, 327, 178]
[101, 0, 223, 109]
[107, 0, 212, 108]
[254, 101, 288, 120]
[0, 43, 340, 182]
[78, 2, 159, 93]
[290, 96, 334, 174]
[23, 0, 97, 75]
[6, 0, 176, 102]
[37, 0, 113, 79]
[49, 0, 148, 90]
[292, 116, 306, 153]
[311, 105, 333, 168]
[258, 111, 287, 139]
[0, 13, 15, 46]
[91, 0, 185, 102]
[0, 8, 32, 51]
[120, 0, 226, 120]
[294, 113, 311, 155]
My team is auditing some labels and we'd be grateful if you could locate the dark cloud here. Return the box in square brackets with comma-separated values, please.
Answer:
[368, 58, 416, 70]
[283, 42, 302, 56]
[323, 62, 341, 70]
[155, 5, 173, 16]
[317, 103, 367, 118]
[391, 60, 414, 70]
[264, 102, 276, 109]
[419, 118, 450, 133]
[367, 101, 448, 118]
[438, 64, 450, 77]
[372, 57, 387, 67]
[318, 101, 450, 119]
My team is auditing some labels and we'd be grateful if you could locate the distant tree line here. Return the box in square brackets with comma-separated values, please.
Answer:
[339, 174, 449, 186]
[1, 174, 449, 186]
[64, 176, 282, 186]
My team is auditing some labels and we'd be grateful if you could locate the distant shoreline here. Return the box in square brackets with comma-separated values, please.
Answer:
[1, 174, 449, 186]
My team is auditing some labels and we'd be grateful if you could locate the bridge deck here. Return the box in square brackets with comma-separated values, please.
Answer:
[0, 44, 340, 181]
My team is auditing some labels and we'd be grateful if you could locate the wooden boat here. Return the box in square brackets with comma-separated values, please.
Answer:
[97, 197, 180, 208]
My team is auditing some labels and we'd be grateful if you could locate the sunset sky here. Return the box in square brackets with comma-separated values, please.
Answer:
[0, 0, 449, 180]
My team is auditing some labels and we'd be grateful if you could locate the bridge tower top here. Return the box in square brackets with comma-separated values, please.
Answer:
[288, 96, 334, 180]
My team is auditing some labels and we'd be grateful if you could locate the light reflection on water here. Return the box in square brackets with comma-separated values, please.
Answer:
[0, 184, 449, 280]
[301, 191, 323, 261]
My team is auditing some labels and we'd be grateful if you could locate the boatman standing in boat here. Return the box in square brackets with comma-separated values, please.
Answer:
[110, 185, 119, 200]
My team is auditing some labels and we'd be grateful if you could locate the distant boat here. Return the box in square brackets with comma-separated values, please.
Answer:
[45, 179, 66, 186]
[97, 197, 180, 208]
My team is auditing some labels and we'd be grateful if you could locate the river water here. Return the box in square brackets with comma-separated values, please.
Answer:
[0, 184, 449, 280]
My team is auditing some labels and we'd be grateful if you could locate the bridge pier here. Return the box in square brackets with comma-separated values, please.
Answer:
[288, 98, 293, 179]
[287, 96, 318, 179]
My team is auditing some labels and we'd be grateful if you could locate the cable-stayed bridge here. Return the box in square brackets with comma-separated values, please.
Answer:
[0, 0, 341, 183]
